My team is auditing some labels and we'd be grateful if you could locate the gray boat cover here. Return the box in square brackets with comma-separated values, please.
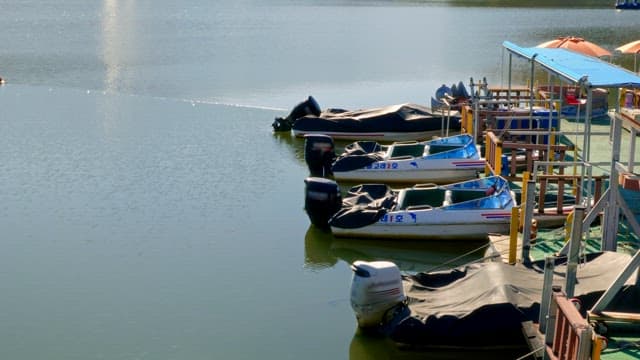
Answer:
[292, 103, 461, 133]
[390, 251, 640, 347]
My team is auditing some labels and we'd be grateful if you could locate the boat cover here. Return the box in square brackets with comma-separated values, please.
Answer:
[329, 184, 395, 229]
[390, 251, 640, 347]
[331, 141, 384, 172]
[293, 103, 461, 133]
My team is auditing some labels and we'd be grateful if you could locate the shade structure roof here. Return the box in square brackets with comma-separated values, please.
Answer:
[503, 41, 640, 89]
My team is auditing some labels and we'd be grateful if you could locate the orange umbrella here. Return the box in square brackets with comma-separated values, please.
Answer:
[616, 40, 640, 72]
[537, 36, 612, 58]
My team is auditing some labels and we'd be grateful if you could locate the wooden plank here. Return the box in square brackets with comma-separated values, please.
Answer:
[588, 310, 640, 323]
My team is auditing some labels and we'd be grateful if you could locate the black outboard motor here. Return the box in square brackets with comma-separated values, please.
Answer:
[304, 134, 335, 177]
[272, 96, 322, 132]
[304, 177, 342, 228]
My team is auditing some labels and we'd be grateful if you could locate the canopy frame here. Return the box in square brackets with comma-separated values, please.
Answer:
[502, 41, 640, 251]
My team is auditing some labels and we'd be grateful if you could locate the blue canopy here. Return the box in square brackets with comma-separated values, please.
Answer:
[503, 41, 640, 89]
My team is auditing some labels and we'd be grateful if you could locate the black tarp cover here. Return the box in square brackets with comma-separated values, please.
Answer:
[292, 103, 461, 133]
[331, 141, 384, 173]
[329, 184, 395, 229]
[390, 251, 639, 346]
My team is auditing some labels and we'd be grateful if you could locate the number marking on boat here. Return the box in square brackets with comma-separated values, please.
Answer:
[365, 162, 399, 170]
[379, 213, 417, 223]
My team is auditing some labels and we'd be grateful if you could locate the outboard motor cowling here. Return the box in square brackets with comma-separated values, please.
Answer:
[304, 134, 335, 177]
[304, 177, 342, 228]
[272, 96, 322, 132]
[350, 260, 406, 329]
[289, 95, 321, 119]
[272, 116, 292, 132]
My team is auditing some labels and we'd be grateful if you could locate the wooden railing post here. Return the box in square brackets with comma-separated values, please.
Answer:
[546, 290, 594, 360]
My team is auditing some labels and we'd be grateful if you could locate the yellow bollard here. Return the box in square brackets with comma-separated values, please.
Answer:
[564, 209, 575, 242]
[509, 206, 520, 265]
[495, 143, 502, 177]
[591, 334, 606, 360]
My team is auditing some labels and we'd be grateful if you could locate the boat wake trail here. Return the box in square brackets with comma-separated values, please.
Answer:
[181, 98, 286, 111]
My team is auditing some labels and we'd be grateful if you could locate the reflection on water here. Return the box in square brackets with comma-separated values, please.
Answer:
[349, 332, 406, 360]
[304, 225, 494, 273]
[271, 131, 306, 163]
[101, 0, 137, 93]
[349, 330, 529, 360]
[304, 225, 338, 270]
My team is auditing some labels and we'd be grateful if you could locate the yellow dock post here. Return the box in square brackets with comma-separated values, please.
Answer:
[591, 334, 604, 360]
[484, 132, 502, 176]
[495, 142, 502, 177]
[509, 205, 520, 265]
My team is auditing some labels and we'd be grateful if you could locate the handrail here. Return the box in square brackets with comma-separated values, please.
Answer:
[545, 291, 595, 360]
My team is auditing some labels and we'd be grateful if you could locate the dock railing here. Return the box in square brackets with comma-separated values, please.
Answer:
[484, 130, 574, 181]
[461, 105, 474, 137]
[542, 288, 597, 360]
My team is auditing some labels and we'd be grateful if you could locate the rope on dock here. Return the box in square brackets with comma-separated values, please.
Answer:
[422, 241, 493, 273]
[515, 345, 545, 360]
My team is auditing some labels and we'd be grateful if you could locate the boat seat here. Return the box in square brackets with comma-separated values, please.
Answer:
[564, 90, 585, 106]
[397, 188, 445, 210]
[389, 144, 425, 158]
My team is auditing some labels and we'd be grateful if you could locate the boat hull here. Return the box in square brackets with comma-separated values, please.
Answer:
[330, 134, 484, 183]
[332, 208, 512, 240]
[332, 159, 486, 184]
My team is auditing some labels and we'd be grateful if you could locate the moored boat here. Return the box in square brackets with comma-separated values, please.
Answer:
[348, 252, 638, 349]
[305, 133, 485, 184]
[616, 0, 640, 9]
[273, 96, 460, 142]
[430, 81, 470, 111]
[304, 175, 516, 240]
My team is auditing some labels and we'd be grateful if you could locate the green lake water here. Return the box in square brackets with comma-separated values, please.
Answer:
[2, 1, 640, 359]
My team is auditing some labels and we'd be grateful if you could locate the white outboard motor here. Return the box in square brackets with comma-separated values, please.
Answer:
[304, 177, 342, 228]
[350, 260, 406, 329]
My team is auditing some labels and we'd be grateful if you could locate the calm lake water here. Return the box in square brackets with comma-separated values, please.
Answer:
[2, 1, 640, 359]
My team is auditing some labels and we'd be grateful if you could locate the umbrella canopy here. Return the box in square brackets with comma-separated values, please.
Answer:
[616, 40, 640, 54]
[537, 36, 612, 58]
[616, 40, 640, 72]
